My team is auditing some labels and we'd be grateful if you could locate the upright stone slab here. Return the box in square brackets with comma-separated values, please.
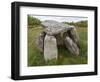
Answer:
[36, 32, 46, 52]
[44, 35, 58, 61]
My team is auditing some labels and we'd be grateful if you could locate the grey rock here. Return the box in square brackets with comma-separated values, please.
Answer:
[55, 33, 64, 46]
[67, 28, 80, 48]
[64, 36, 79, 55]
[41, 20, 74, 35]
[44, 35, 58, 61]
[36, 32, 46, 52]
[63, 28, 80, 48]
[38, 20, 80, 56]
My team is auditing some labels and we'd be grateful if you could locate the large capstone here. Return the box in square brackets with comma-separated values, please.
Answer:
[41, 20, 74, 35]
[44, 35, 58, 61]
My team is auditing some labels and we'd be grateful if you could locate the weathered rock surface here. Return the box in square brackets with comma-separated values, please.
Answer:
[55, 33, 64, 46]
[64, 36, 79, 55]
[36, 20, 80, 58]
[41, 20, 74, 35]
[36, 32, 46, 52]
[44, 35, 58, 61]
[66, 28, 80, 48]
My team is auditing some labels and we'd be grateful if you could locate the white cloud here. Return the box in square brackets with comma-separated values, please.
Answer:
[30, 15, 87, 22]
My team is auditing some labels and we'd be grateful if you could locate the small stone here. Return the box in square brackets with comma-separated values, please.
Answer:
[44, 35, 58, 61]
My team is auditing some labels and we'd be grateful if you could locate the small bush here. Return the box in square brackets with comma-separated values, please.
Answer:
[28, 15, 41, 28]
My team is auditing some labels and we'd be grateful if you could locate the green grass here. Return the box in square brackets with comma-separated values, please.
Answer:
[28, 26, 88, 66]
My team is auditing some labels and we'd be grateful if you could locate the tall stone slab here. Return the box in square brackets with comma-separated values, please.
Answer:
[36, 32, 46, 52]
[44, 35, 58, 61]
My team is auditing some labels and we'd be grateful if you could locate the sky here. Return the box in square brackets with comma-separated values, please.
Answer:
[30, 15, 88, 22]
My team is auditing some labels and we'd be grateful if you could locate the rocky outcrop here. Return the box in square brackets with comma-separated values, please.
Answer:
[36, 20, 80, 61]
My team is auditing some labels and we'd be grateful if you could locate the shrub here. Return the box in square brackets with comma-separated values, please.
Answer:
[28, 15, 41, 28]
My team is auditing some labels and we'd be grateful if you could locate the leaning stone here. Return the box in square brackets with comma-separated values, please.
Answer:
[64, 36, 79, 55]
[36, 32, 46, 52]
[44, 35, 58, 61]
[67, 28, 80, 48]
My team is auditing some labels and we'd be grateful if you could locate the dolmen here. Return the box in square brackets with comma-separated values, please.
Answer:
[36, 20, 80, 61]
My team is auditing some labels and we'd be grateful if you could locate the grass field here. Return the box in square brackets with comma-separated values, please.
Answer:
[28, 26, 88, 66]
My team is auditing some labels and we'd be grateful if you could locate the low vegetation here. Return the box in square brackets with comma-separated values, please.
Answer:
[28, 26, 87, 66]
[28, 16, 88, 66]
